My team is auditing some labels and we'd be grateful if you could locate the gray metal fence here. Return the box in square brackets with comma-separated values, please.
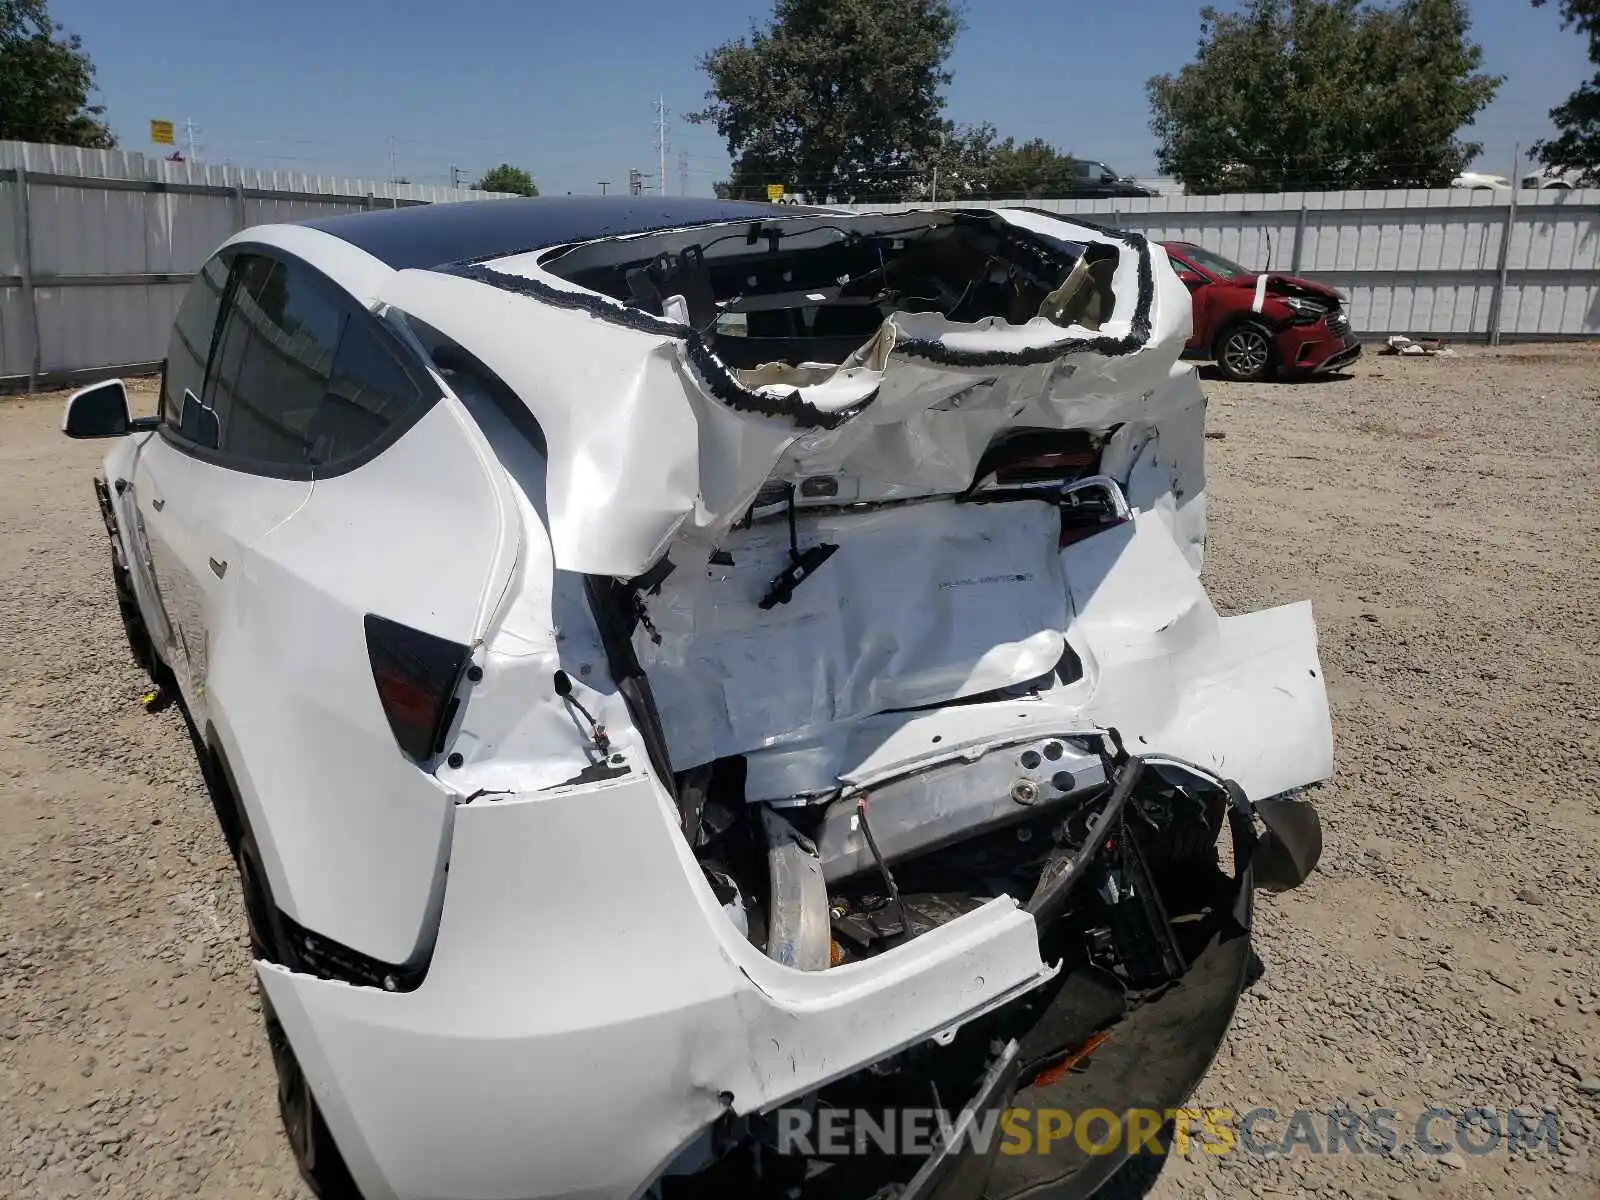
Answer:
[1, 141, 512, 391]
[6, 141, 1598, 391]
[850, 189, 1600, 343]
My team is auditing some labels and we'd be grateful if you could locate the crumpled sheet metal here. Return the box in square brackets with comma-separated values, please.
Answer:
[380, 209, 1195, 578]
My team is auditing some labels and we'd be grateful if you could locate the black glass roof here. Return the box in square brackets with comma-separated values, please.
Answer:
[303, 196, 812, 271]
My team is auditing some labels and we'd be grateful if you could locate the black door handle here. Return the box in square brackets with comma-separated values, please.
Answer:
[151, 498, 165, 511]
[209, 558, 227, 579]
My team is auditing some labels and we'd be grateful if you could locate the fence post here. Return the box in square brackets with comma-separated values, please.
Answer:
[1290, 197, 1308, 274]
[1488, 187, 1519, 347]
[364, 192, 375, 211]
[15, 164, 40, 395]
[231, 182, 247, 231]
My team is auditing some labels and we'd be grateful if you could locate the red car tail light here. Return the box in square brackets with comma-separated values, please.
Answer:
[363, 614, 472, 761]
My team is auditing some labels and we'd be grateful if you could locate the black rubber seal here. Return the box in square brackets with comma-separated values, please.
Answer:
[435, 208, 1156, 426]
[436, 262, 873, 430]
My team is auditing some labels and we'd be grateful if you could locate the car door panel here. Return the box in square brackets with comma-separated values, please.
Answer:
[136, 431, 310, 725]
[107, 433, 178, 663]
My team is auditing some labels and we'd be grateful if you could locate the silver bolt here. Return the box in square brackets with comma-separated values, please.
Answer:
[1011, 779, 1039, 805]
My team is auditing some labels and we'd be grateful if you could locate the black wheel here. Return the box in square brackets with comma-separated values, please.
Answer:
[234, 822, 365, 1199]
[1215, 323, 1275, 382]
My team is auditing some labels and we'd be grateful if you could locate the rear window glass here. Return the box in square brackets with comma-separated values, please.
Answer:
[314, 319, 427, 467]
[214, 256, 347, 466]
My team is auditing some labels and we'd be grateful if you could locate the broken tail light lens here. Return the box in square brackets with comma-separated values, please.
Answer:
[967, 429, 1101, 497]
[1057, 476, 1133, 548]
[991, 450, 1098, 486]
[363, 614, 472, 761]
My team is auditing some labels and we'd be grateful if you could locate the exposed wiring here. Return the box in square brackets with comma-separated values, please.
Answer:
[857, 794, 911, 937]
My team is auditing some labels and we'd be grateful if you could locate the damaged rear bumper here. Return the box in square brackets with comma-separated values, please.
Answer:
[854, 773, 1322, 1200]
[258, 508, 1332, 1200]
[259, 761, 1322, 1200]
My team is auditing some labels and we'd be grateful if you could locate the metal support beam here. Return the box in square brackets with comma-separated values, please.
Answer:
[1290, 198, 1308, 274]
[14, 164, 40, 394]
[231, 182, 247, 232]
[0, 271, 198, 288]
[1489, 170, 1520, 346]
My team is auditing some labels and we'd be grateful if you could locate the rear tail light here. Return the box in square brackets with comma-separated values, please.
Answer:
[1057, 476, 1133, 548]
[363, 614, 472, 761]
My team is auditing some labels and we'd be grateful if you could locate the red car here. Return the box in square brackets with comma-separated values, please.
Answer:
[1163, 241, 1361, 381]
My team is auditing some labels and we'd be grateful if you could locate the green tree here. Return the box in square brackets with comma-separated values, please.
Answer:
[1148, 0, 1501, 192]
[1531, 1, 1600, 181]
[476, 164, 539, 196]
[986, 139, 1081, 198]
[909, 125, 1082, 200]
[0, 0, 115, 147]
[691, 0, 960, 202]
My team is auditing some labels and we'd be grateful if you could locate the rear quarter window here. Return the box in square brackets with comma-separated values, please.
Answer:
[190, 247, 434, 475]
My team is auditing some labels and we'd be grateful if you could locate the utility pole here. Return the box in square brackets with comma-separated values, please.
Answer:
[597, 181, 611, 195]
[679, 148, 689, 197]
[388, 135, 397, 185]
[654, 96, 669, 195]
[182, 118, 201, 163]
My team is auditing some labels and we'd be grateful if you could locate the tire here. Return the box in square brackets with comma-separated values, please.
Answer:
[230, 800, 365, 1199]
[1215, 322, 1276, 382]
[1091, 1120, 1176, 1199]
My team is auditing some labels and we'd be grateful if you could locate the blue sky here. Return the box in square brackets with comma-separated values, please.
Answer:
[54, 0, 1592, 193]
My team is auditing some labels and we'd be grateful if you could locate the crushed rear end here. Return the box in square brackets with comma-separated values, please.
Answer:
[260, 205, 1332, 1200]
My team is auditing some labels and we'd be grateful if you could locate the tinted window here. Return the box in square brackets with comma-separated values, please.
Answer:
[211, 255, 347, 466]
[177, 248, 432, 473]
[162, 255, 229, 429]
[314, 319, 426, 467]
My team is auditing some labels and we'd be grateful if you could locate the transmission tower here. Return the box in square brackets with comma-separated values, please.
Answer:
[653, 97, 669, 195]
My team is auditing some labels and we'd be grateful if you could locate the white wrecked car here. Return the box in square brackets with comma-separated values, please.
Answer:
[64, 198, 1332, 1200]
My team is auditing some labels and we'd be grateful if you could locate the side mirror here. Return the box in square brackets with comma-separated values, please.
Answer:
[62, 379, 132, 438]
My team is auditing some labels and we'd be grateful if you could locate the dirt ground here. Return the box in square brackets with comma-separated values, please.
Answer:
[1, 347, 1597, 1200]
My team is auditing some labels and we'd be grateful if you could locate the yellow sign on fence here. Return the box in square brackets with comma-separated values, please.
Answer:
[767, 183, 786, 201]
[150, 120, 175, 146]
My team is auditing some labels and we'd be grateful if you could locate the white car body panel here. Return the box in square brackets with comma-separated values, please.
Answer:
[262, 772, 1057, 1200]
[85, 200, 1334, 1200]
[208, 399, 516, 964]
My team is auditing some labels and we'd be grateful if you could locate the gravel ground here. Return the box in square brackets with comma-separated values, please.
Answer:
[2, 347, 1597, 1200]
